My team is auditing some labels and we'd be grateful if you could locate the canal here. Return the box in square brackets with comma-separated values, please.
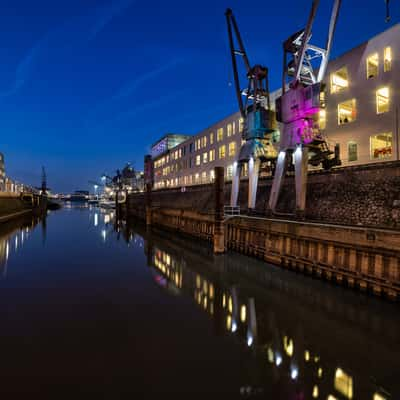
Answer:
[0, 204, 399, 398]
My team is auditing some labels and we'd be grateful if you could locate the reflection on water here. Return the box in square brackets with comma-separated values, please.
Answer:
[0, 214, 43, 277]
[0, 205, 398, 398]
[104, 212, 399, 400]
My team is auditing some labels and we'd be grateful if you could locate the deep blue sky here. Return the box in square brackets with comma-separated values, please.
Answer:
[1, 0, 398, 192]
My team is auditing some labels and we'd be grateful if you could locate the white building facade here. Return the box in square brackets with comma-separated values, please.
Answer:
[152, 24, 400, 190]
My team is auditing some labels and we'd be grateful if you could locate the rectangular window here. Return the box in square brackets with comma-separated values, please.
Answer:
[210, 169, 215, 182]
[210, 132, 214, 144]
[196, 155, 201, 166]
[209, 149, 215, 162]
[348, 141, 358, 162]
[219, 145, 226, 159]
[338, 99, 356, 125]
[367, 53, 379, 79]
[319, 109, 326, 130]
[228, 141, 236, 157]
[201, 136, 207, 148]
[195, 173, 200, 184]
[189, 143, 194, 153]
[217, 128, 224, 142]
[384, 47, 392, 72]
[239, 118, 244, 133]
[201, 171, 207, 183]
[376, 87, 389, 114]
[203, 152, 208, 164]
[241, 162, 248, 177]
[226, 165, 233, 179]
[370, 132, 392, 159]
[196, 139, 201, 150]
[330, 67, 348, 93]
[227, 123, 232, 137]
[232, 121, 236, 135]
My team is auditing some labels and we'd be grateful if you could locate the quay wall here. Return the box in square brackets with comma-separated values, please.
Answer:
[125, 162, 400, 299]
[128, 161, 400, 229]
[0, 193, 47, 222]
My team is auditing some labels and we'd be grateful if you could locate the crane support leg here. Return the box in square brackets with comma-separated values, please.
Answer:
[248, 157, 260, 210]
[230, 162, 242, 207]
[294, 146, 309, 216]
[268, 151, 288, 213]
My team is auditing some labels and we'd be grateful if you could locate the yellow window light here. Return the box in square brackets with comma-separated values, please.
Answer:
[334, 368, 353, 399]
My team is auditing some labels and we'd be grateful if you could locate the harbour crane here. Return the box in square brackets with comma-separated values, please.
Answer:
[268, 0, 342, 217]
[225, 8, 279, 210]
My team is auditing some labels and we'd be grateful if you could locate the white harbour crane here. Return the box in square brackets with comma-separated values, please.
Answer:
[225, 8, 279, 211]
[268, 0, 342, 217]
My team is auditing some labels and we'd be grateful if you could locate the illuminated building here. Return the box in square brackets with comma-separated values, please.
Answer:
[151, 23, 400, 189]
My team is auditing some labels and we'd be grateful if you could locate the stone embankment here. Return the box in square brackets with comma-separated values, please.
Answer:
[124, 162, 400, 300]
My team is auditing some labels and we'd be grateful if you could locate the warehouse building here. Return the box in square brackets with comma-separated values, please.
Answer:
[151, 23, 400, 190]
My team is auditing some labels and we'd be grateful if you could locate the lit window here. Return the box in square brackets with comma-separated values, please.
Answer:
[374, 393, 387, 400]
[384, 47, 392, 72]
[227, 165, 233, 179]
[201, 171, 207, 183]
[209, 149, 215, 162]
[219, 145, 226, 159]
[195, 173, 200, 184]
[202, 136, 207, 147]
[196, 155, 201, 166]
[227, 123, 232, 137]
[210, 169, 215, 182]
[376, 87, 389, 114]
[334, 368, 353, 399]
[209, 132, 214, 145]
[319, 109, 326, 130]
[203, 152, 208, 164]
[217, 128, 224, 142]
[228, 142, 236, 157]
[338, 99, 356, 125]
[367, 53, 379, 79]
[330, 67, 348, 93]
[241, 162, 248, 177]
[348, 141, 358, 162]
[232, 121, 236, 135]
[370, 132, 392, 159]
[239, 118, 244, 133]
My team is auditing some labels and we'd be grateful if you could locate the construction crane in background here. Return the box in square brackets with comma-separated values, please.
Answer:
[225, 8, 279, 210]
[268, 0, 342, 217]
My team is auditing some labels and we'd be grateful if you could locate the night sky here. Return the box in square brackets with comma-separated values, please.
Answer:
[1, 0, 397, 192]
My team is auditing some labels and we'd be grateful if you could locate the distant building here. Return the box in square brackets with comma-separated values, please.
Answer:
[119, 163, 144, 192]
[151, 134, 191, 159]
[0, 153, 5, 191]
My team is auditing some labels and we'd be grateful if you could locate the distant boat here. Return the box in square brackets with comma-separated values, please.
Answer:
[69, 191, 89, 202]
[99, 199, 115, 209]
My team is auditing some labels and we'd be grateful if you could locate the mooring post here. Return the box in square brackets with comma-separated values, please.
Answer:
[145, 182, 152, 226]
[214, 166, 225, 254]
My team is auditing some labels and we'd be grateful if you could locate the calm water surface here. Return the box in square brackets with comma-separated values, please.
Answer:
[0, 205, 399, 399]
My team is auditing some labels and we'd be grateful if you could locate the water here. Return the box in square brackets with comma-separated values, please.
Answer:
[0, 205, 399, 398]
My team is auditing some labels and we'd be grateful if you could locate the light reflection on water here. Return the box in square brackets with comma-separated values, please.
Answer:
[0, 214, 42, 277]
[109, 210, 399, 400]
[0, 205, 398, 398]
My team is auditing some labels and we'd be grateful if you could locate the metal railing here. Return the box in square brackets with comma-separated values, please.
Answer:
[224, 205, 240, 216]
